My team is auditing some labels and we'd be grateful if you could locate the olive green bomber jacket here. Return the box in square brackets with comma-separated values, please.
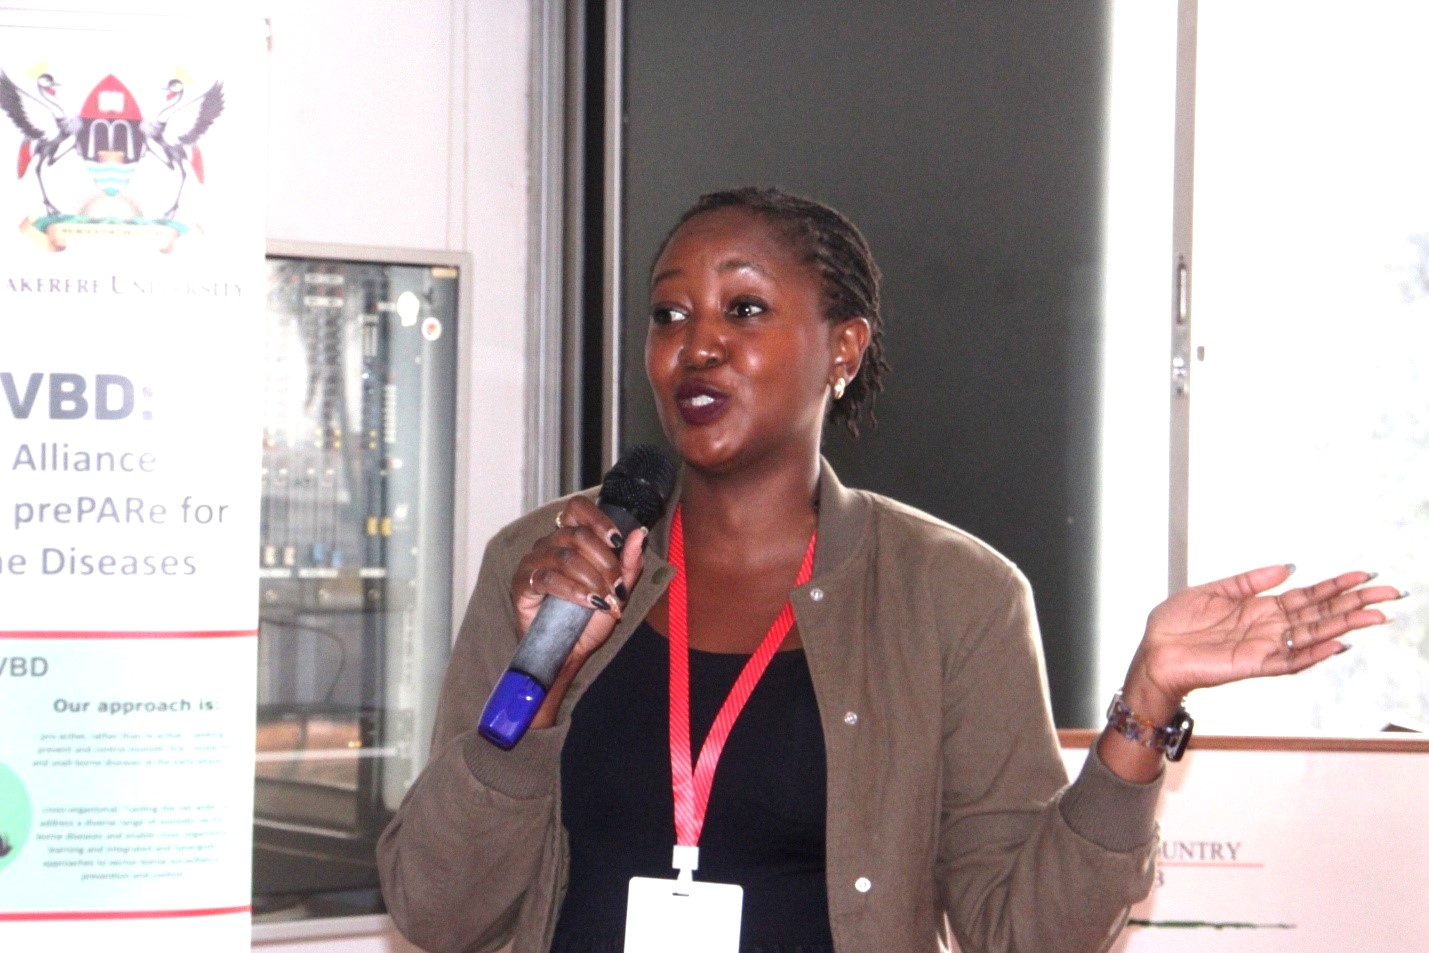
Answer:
[377, 461, 1160, 953]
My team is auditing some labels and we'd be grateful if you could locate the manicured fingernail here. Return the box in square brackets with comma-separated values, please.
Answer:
[1398, 589, 1411, 599]
[1285, 563, 1297, 575]
[589, 594, 611, 611]
[610, 532, 624, 550]
[614, 580, 628, 602]
[1335, 643, 1352, 655]
[1365, 571, 1379, 581]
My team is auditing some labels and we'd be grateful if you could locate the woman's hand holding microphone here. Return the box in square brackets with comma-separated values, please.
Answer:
[510, 496, 650, 732]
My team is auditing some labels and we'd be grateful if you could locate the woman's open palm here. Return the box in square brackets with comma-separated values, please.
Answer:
[1136, 565, 1403, 703]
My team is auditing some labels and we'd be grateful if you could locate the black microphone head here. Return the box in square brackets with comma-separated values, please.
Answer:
[597, 445, 676, 527]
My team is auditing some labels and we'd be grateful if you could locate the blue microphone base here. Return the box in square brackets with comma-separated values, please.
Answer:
[478, 670, 548, 749]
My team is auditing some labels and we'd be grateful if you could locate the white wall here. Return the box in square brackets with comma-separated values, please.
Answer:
[259, 2, 533, 950]
[266, 0, 533, 608]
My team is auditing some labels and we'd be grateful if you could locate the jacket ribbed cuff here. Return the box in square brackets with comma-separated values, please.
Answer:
[1058, 743, 1162, 853]
[461, 722, 570, 800]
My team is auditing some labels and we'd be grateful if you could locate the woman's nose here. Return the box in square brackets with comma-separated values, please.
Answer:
[680, 312, 725, 369]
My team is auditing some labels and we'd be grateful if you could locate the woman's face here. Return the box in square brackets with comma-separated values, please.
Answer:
[645, 207, 862, 476]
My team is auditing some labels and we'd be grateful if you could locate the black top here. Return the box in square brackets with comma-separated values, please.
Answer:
[552, 621, 834, 953]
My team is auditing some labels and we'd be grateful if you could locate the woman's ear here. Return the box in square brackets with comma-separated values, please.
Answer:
[830, 316, 871, 386]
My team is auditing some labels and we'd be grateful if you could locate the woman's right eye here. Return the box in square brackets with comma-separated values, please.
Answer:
[650, 305, 687, 325]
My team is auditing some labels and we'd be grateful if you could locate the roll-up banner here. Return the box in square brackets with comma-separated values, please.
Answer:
[0, 11, 264, 950]
[1061, 741, 1428, 952]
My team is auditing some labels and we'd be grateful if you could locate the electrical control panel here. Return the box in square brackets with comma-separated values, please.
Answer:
[252, 246, 460, 920]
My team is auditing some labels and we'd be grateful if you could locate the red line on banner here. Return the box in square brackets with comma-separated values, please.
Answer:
[0, 905, 252, 922]
[0, 630, 257, 640]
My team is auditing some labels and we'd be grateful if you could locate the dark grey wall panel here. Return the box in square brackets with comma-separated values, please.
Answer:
[616, 0, 1110, 725]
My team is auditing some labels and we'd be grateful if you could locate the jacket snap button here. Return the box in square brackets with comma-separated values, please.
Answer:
[809, 587, 825, 602]
[854, 877, 872, 893]
[843, 711, 858, 726]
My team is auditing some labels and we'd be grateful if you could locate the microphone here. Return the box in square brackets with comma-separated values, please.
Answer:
[478, 445, 676, 749]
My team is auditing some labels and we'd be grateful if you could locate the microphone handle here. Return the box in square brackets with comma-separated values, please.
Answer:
[508, 597, 595, 687]
[477, 503, 643, 749]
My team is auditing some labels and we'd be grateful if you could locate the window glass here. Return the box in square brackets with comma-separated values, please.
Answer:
[1186, 1, 1429, 733]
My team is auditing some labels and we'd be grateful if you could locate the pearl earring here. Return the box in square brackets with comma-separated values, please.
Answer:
[832, 377, 847, 400]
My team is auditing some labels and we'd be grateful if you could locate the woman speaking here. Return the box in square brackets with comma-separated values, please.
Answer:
[377, 187, 1400, 953]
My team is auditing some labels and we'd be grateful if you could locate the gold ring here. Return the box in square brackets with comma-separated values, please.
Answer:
[555, 513, 564, 529]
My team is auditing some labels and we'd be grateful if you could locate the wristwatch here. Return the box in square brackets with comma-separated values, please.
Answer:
[1106, 690, 1194, 762]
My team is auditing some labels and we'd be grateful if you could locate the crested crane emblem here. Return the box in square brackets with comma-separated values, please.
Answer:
[0, 64, 225, 251]
[140, 75, 225, 218]
[0, 69, 79, 216]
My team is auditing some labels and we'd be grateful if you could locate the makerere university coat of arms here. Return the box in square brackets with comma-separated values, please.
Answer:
[0, 65, 224, 252]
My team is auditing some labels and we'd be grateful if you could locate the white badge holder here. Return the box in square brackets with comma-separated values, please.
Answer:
[624, 846, 742, 953]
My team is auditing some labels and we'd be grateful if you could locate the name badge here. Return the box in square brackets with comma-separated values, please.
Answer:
[624, 875, 742, 953]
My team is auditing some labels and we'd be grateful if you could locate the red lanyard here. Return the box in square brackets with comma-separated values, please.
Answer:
[667, 504, 818, 851]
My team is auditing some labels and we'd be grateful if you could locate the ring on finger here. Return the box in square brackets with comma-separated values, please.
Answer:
[529, 569, 539, 590]
[555, 512, 564, 529]
[1284, 631, 1296, 652]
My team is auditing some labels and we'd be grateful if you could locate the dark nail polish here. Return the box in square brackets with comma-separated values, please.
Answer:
[589, 594, 612, 611]
[1335, 643, 1352, 655]
[614, 581, 628, 602]
[610, 532, 624, 551]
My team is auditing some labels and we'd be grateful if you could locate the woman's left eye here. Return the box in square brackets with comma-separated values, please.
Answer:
[728, 298, 766, 319]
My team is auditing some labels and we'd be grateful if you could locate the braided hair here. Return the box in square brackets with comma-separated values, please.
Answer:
[652, 186, 889, 436]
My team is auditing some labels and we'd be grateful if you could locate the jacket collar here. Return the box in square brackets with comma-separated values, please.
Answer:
[574, 456, 870, 709]
[810, 456, 869, 579]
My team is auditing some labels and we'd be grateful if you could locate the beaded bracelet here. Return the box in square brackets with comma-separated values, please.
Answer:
[1106, 690, 1194, 762]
